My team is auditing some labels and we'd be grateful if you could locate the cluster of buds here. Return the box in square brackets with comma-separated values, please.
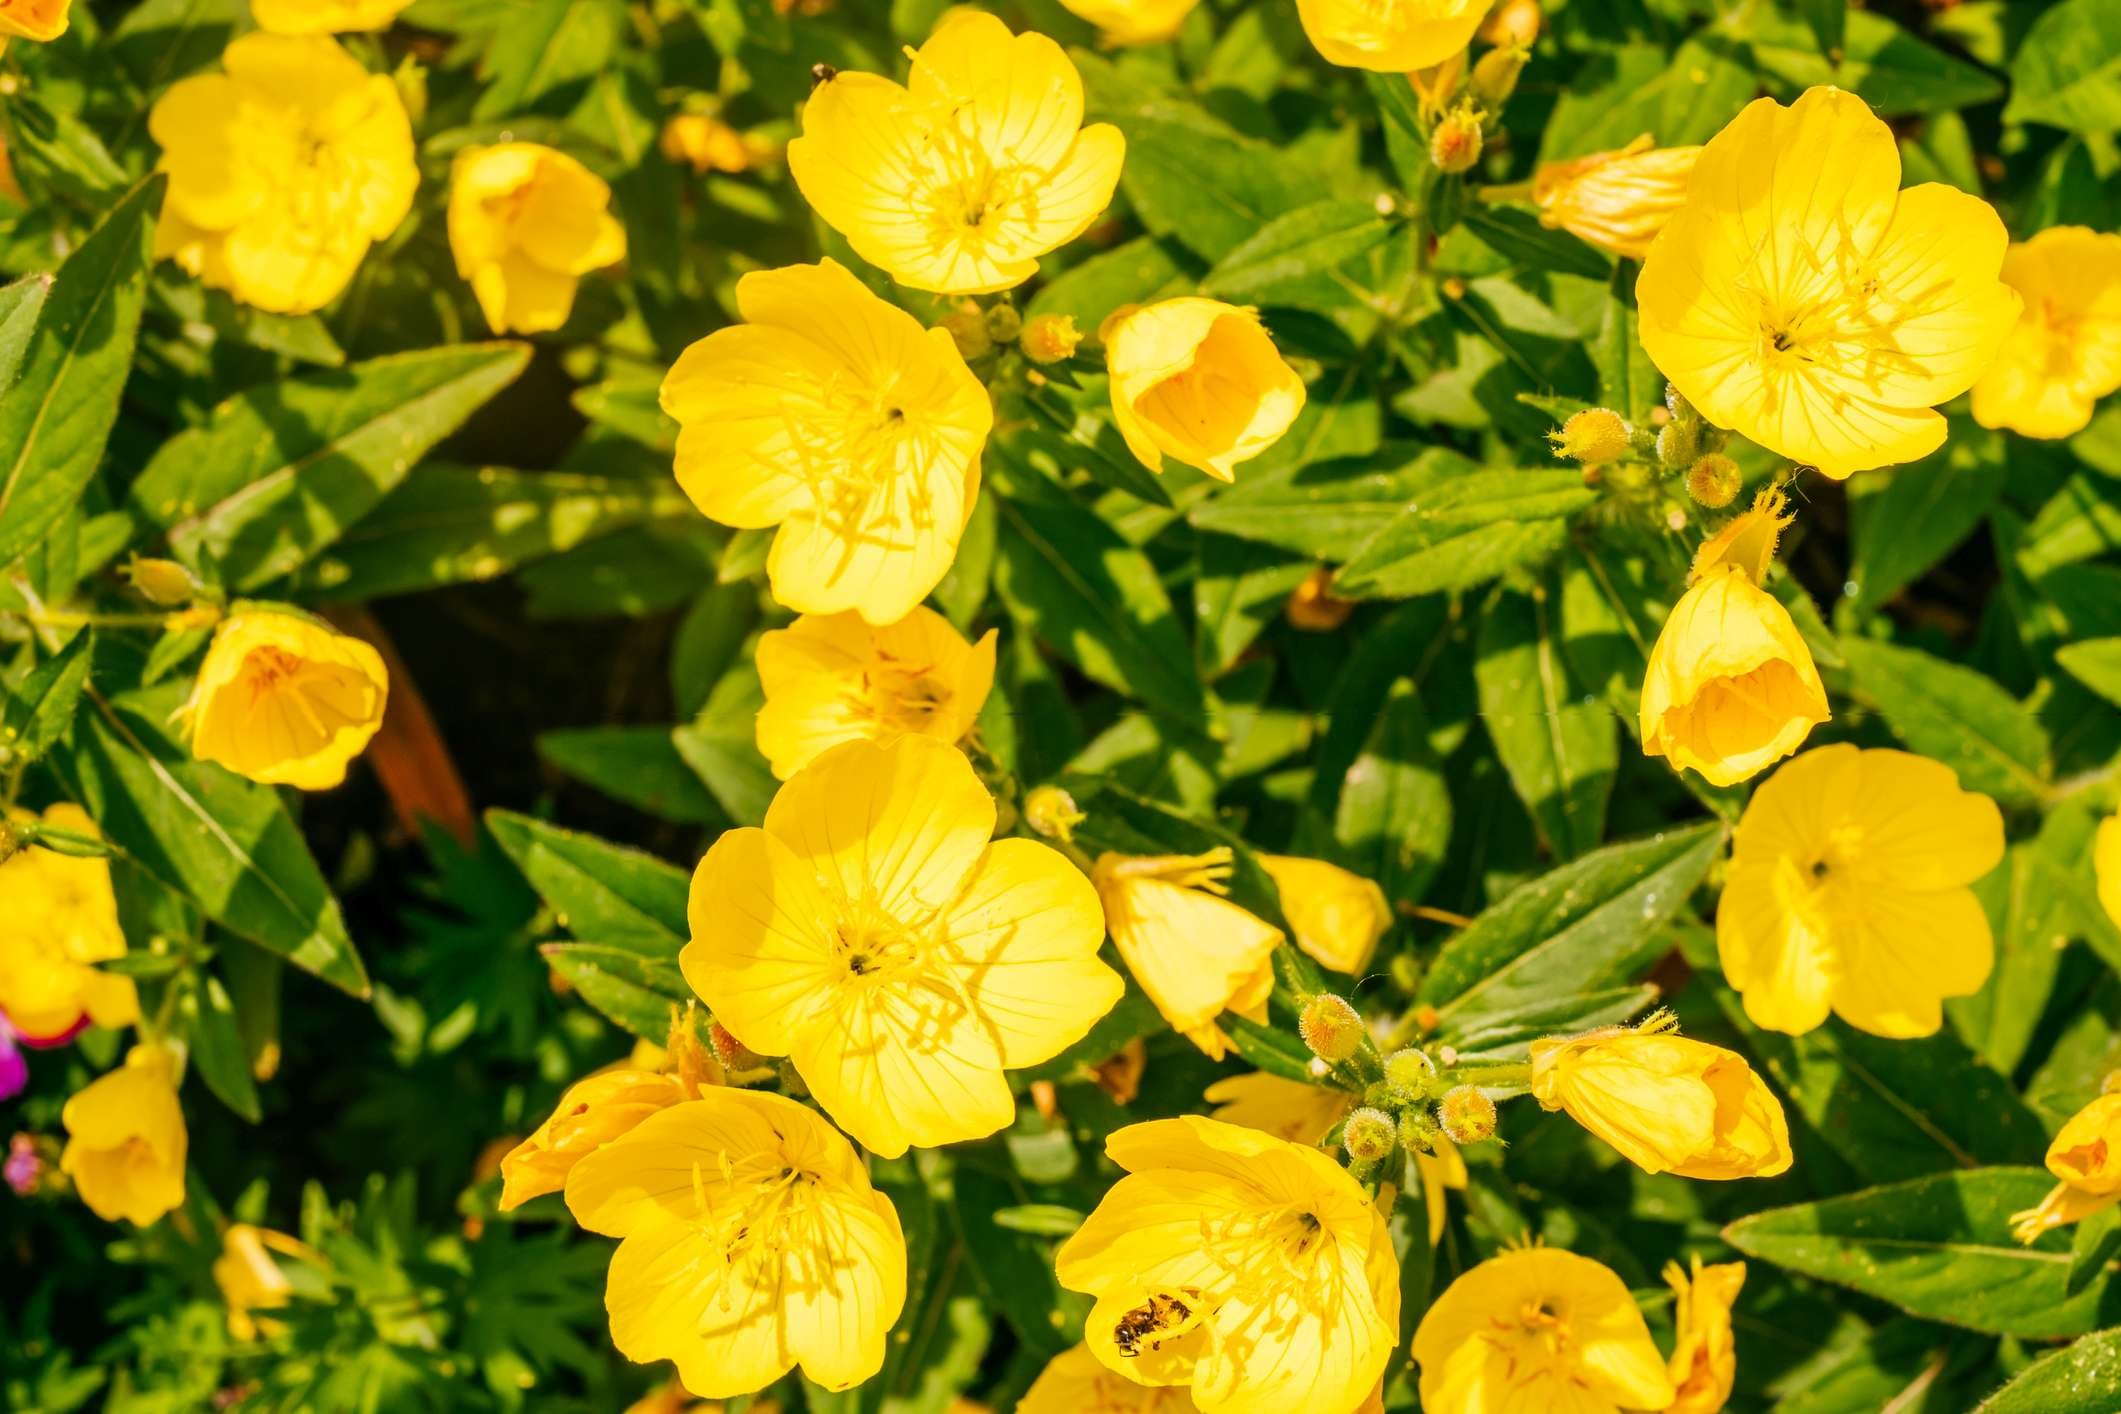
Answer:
[1414, 5, 1536, 178]
[939, 296, 1081, 370]
[1555, 381, 1749, 528]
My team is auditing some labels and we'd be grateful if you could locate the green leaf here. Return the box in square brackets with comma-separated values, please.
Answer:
[1114, 111, 1304, 262]
[1441, 985, 1658, 1060]
[540, 942, 689, 1041]
[0, 177, 159, 571]
[54, 691, 367, 997]
[472, 0, 623, 119]
[1, 628, 91, 764]
[671, 669, 776, 827]
[1750, 9, 2004, 115]
[1332, 472, 1594, 599]
[1023, 235, 1192, 330]
[1418, 821, 1724, 1025]
[1473, 585, 1616, 859]
[1845, 424, 2006, 616]
[1202, 200, 1399, 304]
[1798, 0, 1847, 56]
[538, 727, 725, 826]
[1334, 683, 1451, 907]
[1950, 840, 2081, 1074]
[2019, 473, 2121, 578]
[176, 970, 261, 1123]
[1189, 447, 1449, 559]
[2057, 638, 2121, 708]
[486, 810, 689, 947]
[1842, 637, 2051, 807]
[2068, 1205, 2121, 1300]
[1193, 533, 1309, 678]
[0, 272, 52, 392]
[1723, 1169, 2121, 1339]
[2006, 0, 2121, 135]
[1458, 205, 1613, 280]
[132, 343, 531, 591]
[1976, 1328, 2121, 1412]
[1592, 269, 1662, 423]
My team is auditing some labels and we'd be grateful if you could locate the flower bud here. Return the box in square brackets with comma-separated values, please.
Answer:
[984, 303, 1023, 344]
[1470, 46, 1527, 108]
[124, 557, 204, 607]
[1383, 1047, 1438, 1100]
[1398, 1104, 1442, 1155]
[1430, 107, 1484, 175]
[938, 303, 992, 360]
[1552, 408, 1631, 464]
[1436, 1084, 1498, 1145]
[1284, 566, 1354, 632]
[1685, 454, 1742, 510]
[1342, 1106, 1397, 1164]
[1656, 417, 1699, 470]
[1021, 313, 1082, 364]
[1023, 785, 1085, 843]
[1299, 993, 1365, 1063]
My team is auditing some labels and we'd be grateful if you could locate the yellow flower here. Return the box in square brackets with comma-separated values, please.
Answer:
[1057, 0, 1201, 46]
[1055, 1117, 1400, 1414]
[566, 1090, 906, 1398]
[1024, 1343, 1202, 1412]
[1413, 1247, 1675, 1413]
[787, 11, 1125, 294]
[251, 0, 410, 32]
[149, 33, 416, 314]
[1092, 849, 1283, 1060]
[0, 0, 67, 41]
[1665, 1256, 1745, 1414]
[1104, 299, 1306, 481]
[1640, 490, 1829, 787]
[0, 804, 136, 1041]
[660, 113, 772, 174]
[214, 1224, 323, 1340]
[1410, 1136, 1469, 1246]
[60, 1045, 188, 1226]
[755, 607, 998, 781]
[660, 259, 992, 625]
[1204, 1071, 1352, 1146]
[2011, 1093, 2121, 1244]
[1532, 135, 1701, 261]
[1718, 743, 2004, 1037]
[1637, 86, 2019, 477]
[497, 1068, 689, 1211]
[1971, 227, 2121, 439]
[448, 143, 627, 336]
[1260, 855, 1391, 974]
[682, 737, 1120, 1157]
[1296, 0, 1487, 71]
[180, 609, 389, 790]
[2099, 813, 2121, 933]
[1529, 1014, 1792, 1180]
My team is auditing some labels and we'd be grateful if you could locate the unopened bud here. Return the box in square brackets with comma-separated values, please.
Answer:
[1430, 108, 1484, 175]
[1398, 1104, 1441, 1155]
[1686, 454, 1743, 509]
[1383, 1047, 1438, 1100]
[1299, 993, 1365, 1063]
[124, 557, 203, 607]
[1285, 566, 1353, 632]
[1022, 785, 1084, 843]
[1437, 1084, 1498, 1145]
[1021, 313, 1081, 364]
[1470, 46, 1527, 108]
[1342, 1107, 1397, 1164]
[1551, 408, 1631, 465]
[984, 303, 1023, 344]
[938, 304, 992, 360]
[1657, 418, 1699, 470]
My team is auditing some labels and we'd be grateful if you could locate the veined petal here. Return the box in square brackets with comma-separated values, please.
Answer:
[1828, 884, 1993, 1037]
[681, 828, 841, 1056]
[786, 978, 1012, 1157]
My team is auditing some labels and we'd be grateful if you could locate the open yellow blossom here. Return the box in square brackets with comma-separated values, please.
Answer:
[1105, 299, 1306, 481]
[1640, 490, 1829, 787]
[1296, 0, 1486, 71]
[1638, 86, 2019, 477]
[660, 259, 992, 625]
[2011, 1093, 2121, 1244]
[1532, 135, 1701, 261]
[1058, 0, 1200, 46]
[0, 804, 136, 1041]
[0, 0, 67, 41]
[1530, 1014, 1791, 1180]
[215, 1224, 324, 1340]
[2099, 813, 2121, 932]
[565, 1090, 906, 1398]
[755, 607, 997, 781]
[180, 609, 389, 790]
[1260, 855, 1391, 974]
[1719, 744, 2004, 1038]
[683, 737, 1119, 1157]
[449, 143, 626, 336]
[1971, 227, 2121, 439]
[661, 113, 773, 174]
[498, 1068, 690, 1211]
[1056, 1117, 1399, 1414]
[788, 11, 1124, 294]
[251, 0, 410, 32]
[1025, 1343, 1202, 1412]
[60, 1045, 188, 1226]
[1093, 849, 1282, 1060]
[1666, 1257, 1745, 1414]
[1416, 1247, 1673, 1413]
[149, 33, 416, 314]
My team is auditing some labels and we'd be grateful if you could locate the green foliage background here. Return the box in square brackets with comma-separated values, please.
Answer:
[5, 0, 2121, 1410]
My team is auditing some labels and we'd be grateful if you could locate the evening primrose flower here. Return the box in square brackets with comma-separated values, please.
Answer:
[1056, 1117, 1400, 1414]
[660, 113, 773, 174]
[1058, 0, 1200, 46]
[565, 1090, 906, 1398]
[1261, 855, 1391, 974]
[448, 143, 627, 336]
[787, 11, 1125, 294]
[683, 737, 1120, 1157]
[1532, 136, 1701, 261]
[1666, 1257, 1745, 1414]
[251, 0, 410, 32]
[1640, 490, 1829, 787]
[179, 609, 389, 790]
[2011, 1093, 2121, 1244]
[498, 1068, 689, 1211]
[1025, 1343, 1203, 1412]
[1718, 744, 2004, 1038]
[0, 0, 67, 41]
[1414, 1247, 1676, 1414]
[1296, 0, 1487, 71]
[1092, 849, 1282, 1060]
[215, 1224, 323, 1340]
[1530, 1013, 1791, 1180]
[1104, 299, 1306, 481]
[60, 1046, 188, 1226]
[0, 804, 136, 1042]
[660, 259, 992, 625]
[1971, 227, 2121, 439]
[1638, 86, 2019, 476]
[755, 607, 997, 780]
[149, 33, 417, 314]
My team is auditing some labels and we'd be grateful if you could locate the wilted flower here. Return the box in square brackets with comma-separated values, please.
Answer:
[0, 804, 135, 1043]
[1104, 298, 1306, 481]
[1971, 226, 2121, 439]
[61, 1045, 188, 1226]
[498, 1068, 690, 1211]
[1057, 0, 1200, 46]
[1666, 1256, 1746, 1414]
[1532, 136, 1700, 260]
[251, 0, 410, 32]
[1296, 0, 1487, 72]
[1093, 849, 1282, 1060]
[180, 609, 389, 790]
[1261, 855, 1391, 974]
[2013, 1093, 2121, 1244]
[448, 143, 626, 335]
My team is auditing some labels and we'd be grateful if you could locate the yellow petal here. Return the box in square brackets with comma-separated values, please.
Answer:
[939, 837, 1119, 1067]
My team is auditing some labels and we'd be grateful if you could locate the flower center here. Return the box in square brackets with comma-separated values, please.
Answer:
[830, 897, 927, 982]
[692, 1154, 824, 1298]
[858, 651, 952, 734]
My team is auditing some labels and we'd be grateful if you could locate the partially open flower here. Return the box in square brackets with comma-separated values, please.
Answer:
[0, 0, 68, 41]
[2013, 1093, 2121, 1244]
[180, 609, 389, 790]
[1093, 849, 1282, 1059]
[0, 804, 136, 1042]
[214, 1224, 324, 1340]
[498, 1068, 690, 1211]
[1532, 136, 1700, 261]
[448, 142, 627, 335]
[1296, 0, 1487, 71]
[1105, 298, 1306, 481]
[1261, 854, 1391, 974]
[60, 1045, 188, 1226]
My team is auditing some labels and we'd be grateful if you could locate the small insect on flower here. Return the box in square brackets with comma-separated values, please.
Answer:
[179, 610, 389, 790]
[0, 805, 137, 1044]
[1971, 227, 2121, 439]
[1296, 0, 1488, 72]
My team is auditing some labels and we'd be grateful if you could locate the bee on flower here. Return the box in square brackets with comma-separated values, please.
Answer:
[61, 1044, 188, 1226]
[2012, 1090, 2121, 1244]
[179, 609, 390, 790]
[1103, 299, 1307, 481]
[1295, 0, 1488, 72]
[788, 11, 1125, 294]
[448, 143, 627, 336]
[1056, 0, 1201, 47]
[1092, 848, 1282, 1059]
[1530, 135, 1701, 261]
[0, 804, 136, 1044]
[1971, 227, 2121, 439]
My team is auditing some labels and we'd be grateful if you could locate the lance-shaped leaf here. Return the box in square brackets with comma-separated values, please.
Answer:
[1, 628, 91, 764]
[1475, 585, 1615, 859]
[1842, 637, 2051, 807]
[1975, 1328, 2121, 1411]
[539, 942, 691, 1042]
[486, 809, 688, 948]
[1333, 470, 1595, 599]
